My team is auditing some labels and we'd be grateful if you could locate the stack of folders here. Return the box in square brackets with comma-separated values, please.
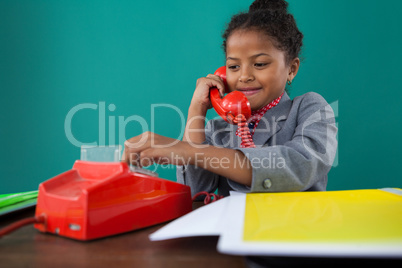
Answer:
[150, 188, 402, 258]
[0, 190, 38, 217]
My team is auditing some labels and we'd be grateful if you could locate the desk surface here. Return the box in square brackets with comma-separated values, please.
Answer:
[0, 203, 246, 268]
[1, 204, 401, 268]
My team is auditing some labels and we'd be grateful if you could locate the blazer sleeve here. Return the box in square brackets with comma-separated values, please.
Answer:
[176, 120, 220, 197]
[230, 92, 338, 192]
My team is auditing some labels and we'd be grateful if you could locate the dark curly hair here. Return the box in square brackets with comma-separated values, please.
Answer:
[222, 0, 303, 64]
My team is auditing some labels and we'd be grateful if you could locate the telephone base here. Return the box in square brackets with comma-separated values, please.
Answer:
[34, 161, 192, 241]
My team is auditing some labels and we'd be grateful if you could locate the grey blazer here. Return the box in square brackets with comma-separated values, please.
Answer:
[176, 92, 338, 197]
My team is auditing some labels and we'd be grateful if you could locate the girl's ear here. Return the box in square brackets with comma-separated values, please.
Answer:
[287, 58, 300, 84]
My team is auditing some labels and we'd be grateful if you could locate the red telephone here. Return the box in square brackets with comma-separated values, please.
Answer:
[33, 161, 192, 241]
[210, 66, 255, 148]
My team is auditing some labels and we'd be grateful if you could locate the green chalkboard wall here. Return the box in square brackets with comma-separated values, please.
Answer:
[1, 0, 401, 193]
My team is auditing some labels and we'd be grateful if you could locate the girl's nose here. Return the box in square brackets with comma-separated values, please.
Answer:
[238, 68, 254, 83]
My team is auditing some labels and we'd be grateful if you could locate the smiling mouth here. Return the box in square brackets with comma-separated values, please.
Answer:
[238, 88, 261, 96]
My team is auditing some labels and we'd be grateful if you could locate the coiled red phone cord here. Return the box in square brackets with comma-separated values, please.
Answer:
[234, 114, 256, 148]
[192, 191, 224, 204]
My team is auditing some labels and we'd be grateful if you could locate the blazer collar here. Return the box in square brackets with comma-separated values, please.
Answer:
[220, 92, 292, 147]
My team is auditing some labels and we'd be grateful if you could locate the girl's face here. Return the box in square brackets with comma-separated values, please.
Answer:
[225, 29, 299, 111]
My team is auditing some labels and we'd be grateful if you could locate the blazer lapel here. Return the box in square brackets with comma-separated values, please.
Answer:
[252, 92, 292, 146]
[221, 122, 241, 148]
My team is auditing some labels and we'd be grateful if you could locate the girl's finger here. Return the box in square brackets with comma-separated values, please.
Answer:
[205, 75, 227, 96]
[206, 74, 221, 80]
[204, 77, 225, 93]
[139, 154, 154, 167]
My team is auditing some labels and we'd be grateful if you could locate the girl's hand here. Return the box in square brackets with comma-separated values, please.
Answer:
[122, 131, 190, 167]
[191, 74, 226, 113]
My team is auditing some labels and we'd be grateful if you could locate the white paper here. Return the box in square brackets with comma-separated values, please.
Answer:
[149, 196, 230, 241]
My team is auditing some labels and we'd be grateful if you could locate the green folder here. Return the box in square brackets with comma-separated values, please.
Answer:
[0, 190, 38, 216]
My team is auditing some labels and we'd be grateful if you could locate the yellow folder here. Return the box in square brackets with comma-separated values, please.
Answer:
[244, 189, 402, 243]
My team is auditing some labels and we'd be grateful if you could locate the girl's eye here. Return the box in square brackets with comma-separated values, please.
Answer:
[255, 63, 268, 68]
[228, 65, 239, 70]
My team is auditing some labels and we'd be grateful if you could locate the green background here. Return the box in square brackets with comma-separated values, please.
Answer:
[1, 0, 401, 193]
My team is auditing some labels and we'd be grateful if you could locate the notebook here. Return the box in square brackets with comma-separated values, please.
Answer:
[218, 188, 402, 257]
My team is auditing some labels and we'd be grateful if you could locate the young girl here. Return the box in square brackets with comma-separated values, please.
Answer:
[123, 0, 337, 197]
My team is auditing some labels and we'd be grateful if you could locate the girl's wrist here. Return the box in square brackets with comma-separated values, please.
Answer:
[188, 101, 209, 117]
[178, 141, 199, 166]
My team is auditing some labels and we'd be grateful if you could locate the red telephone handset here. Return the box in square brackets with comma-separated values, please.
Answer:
[209, 66, 251, 124]
[210, 66, 255, 148]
